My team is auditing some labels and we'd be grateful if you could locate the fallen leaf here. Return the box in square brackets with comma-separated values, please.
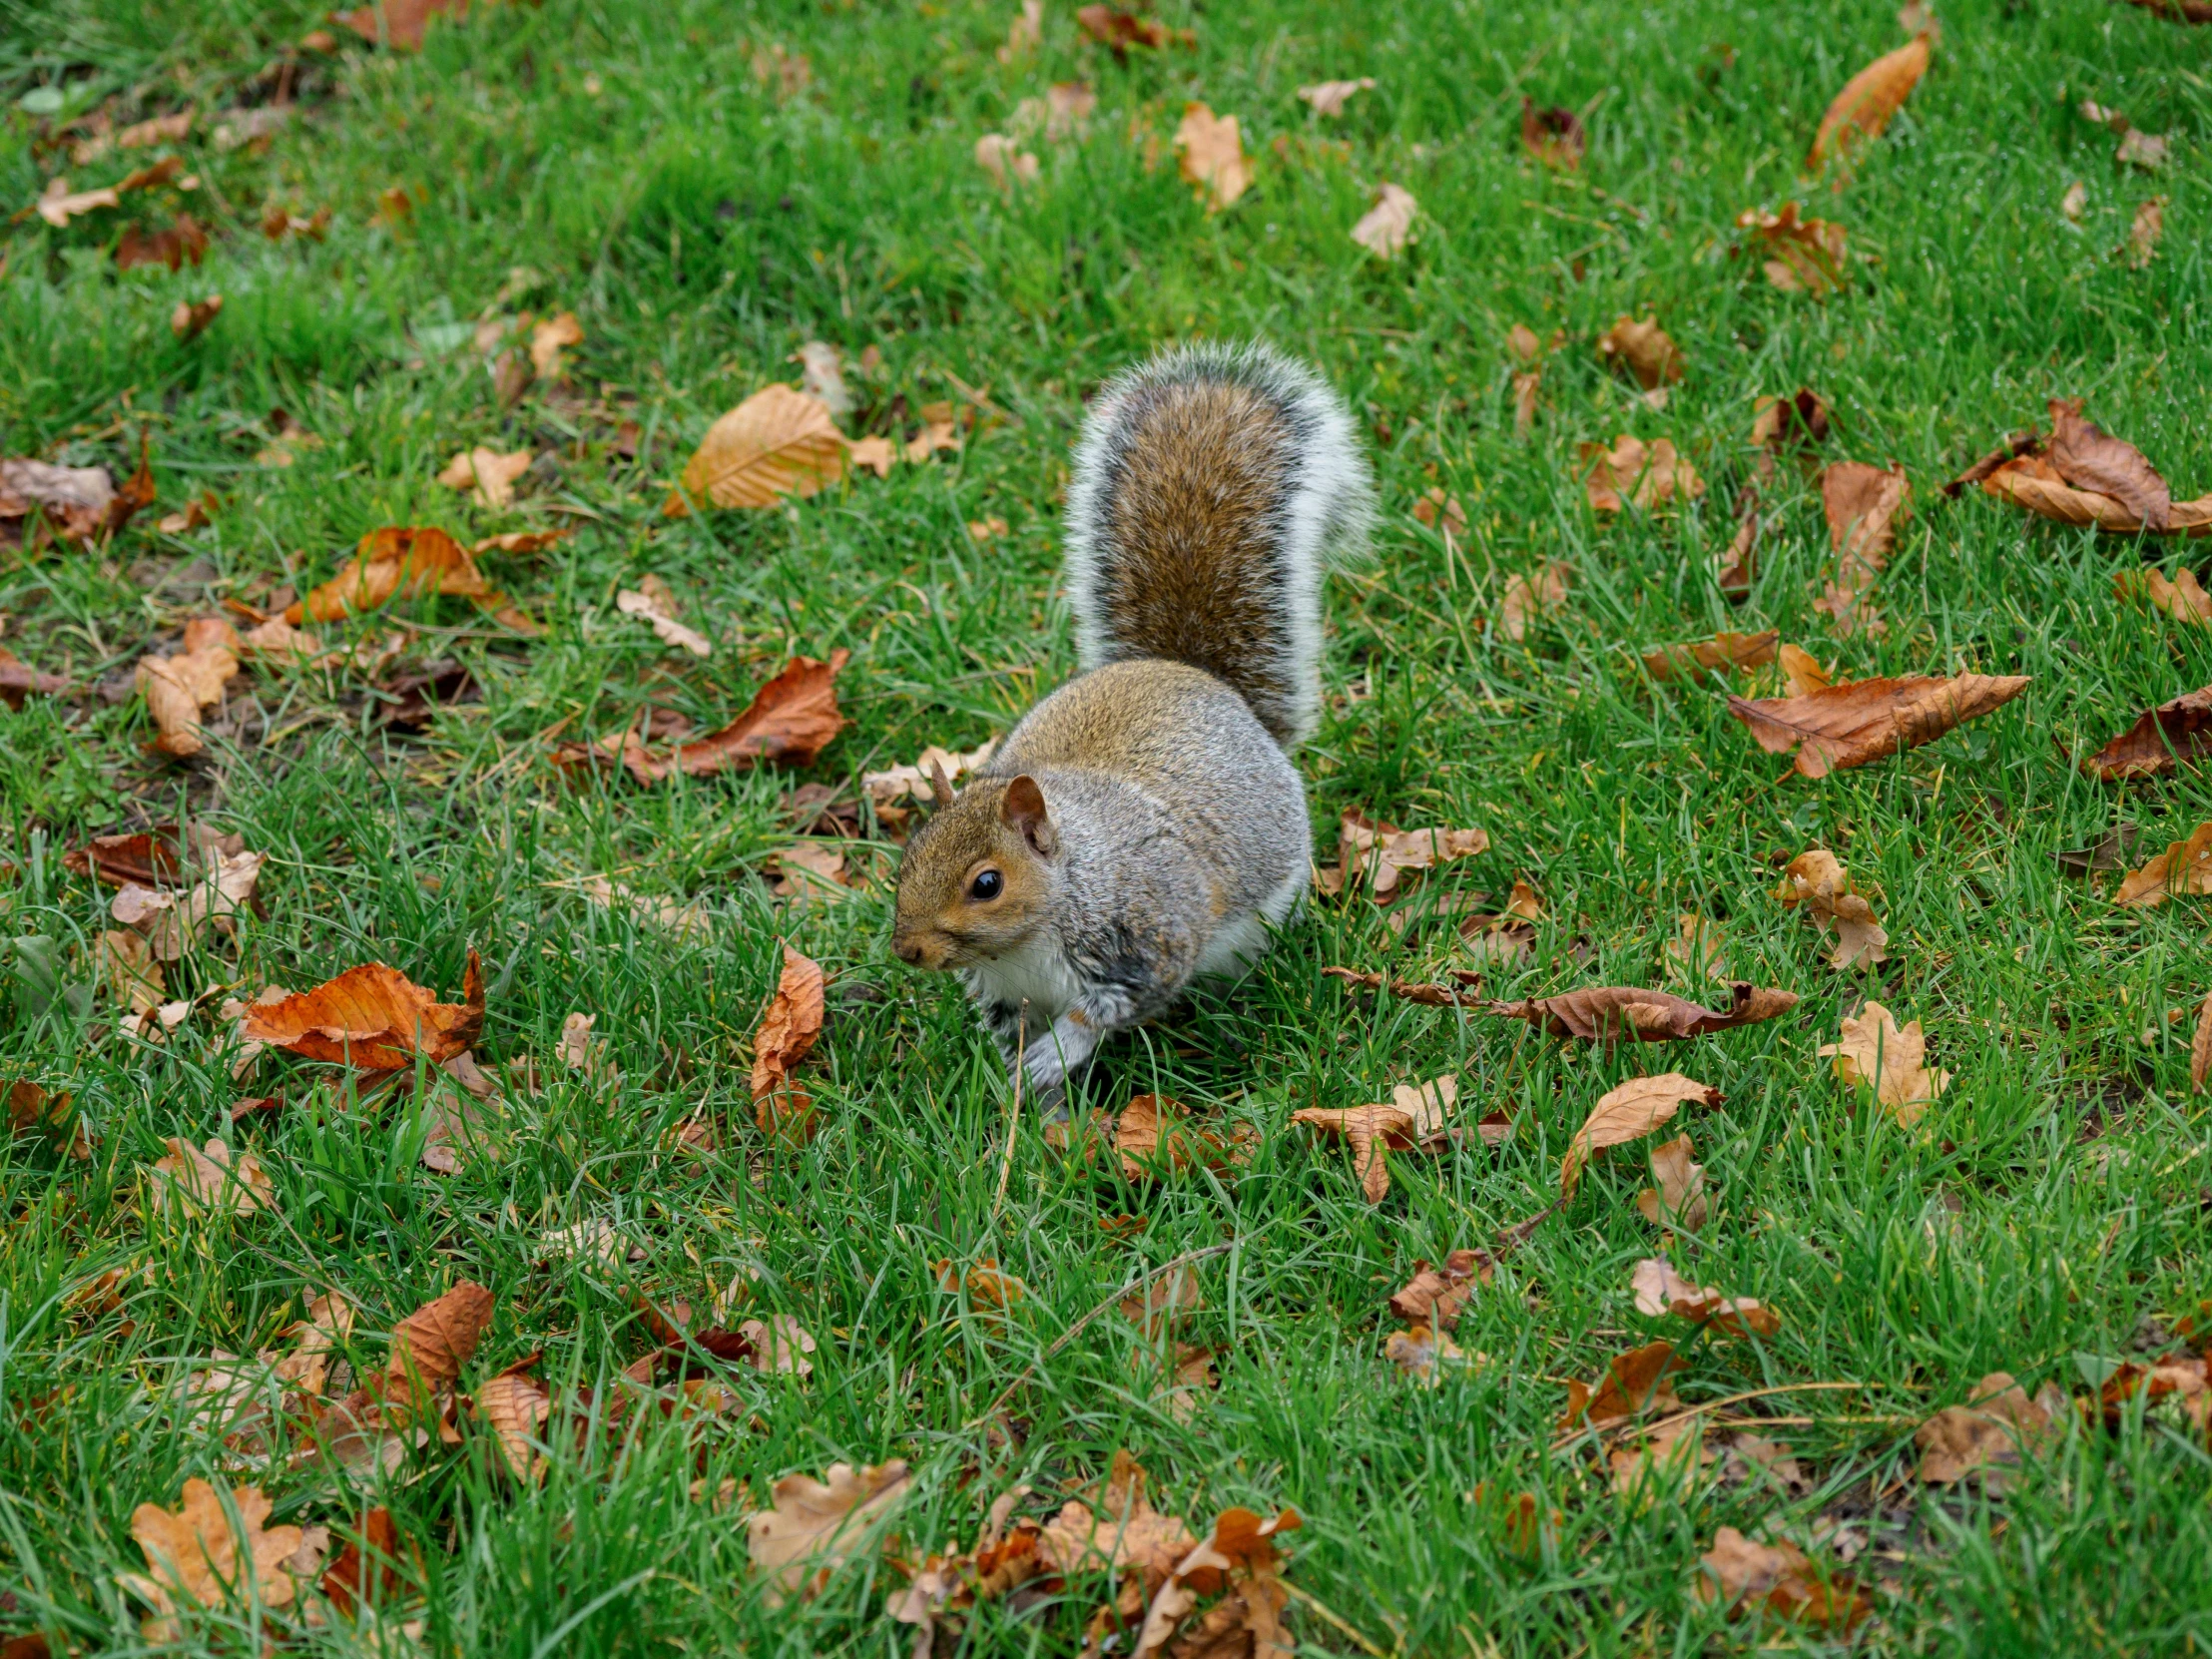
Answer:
[1809, 32, 1931, 171]
[146, 1137, 273, 1219]
[436, 447, 534, 511]
[997, 0, 1043, 60]
[136, 633, 238, 758]
[1812, 462, 1909, 636]
[1697, 1526, 1869, 1631]
[34, 181, 122, 228]
[974, 132, 1040, 190]
[1411, 487, 1467, 537]
[664, 385, 846, 515]
[2, 453, 149, 546]
[2113, 821, 2212, 907]
[1501, 561, 1571, 642]
[473, 527, 571, 556]
[1119, 1263, 1204, 1340]
[332, 0, 465, 51]
[1596, 315, 1683, 391]
[1520, 98, 1585, 168]
[117, 216, 208, 272]
[1076, 6, 1176, 52]
[2056, 824, 2142, 876]
[1322, 965, 1487, 1009]
[1561, 1073, 1722, 1193]
[1298, 78, 1375, 117]
[0, 645, 72, 709]
[747, 1461, 911, 1604]
[1351, 182, 1417, 258]
[100, 928, 166, 1014]
[1641, 630, 1779, 682]
[1387, 1249, 1491, 1329]
[1383, 1324, 1470, 1385]
[242, 950, 484, 1071]
[1726, 672, 2030, 778]
[378, 1280, 495, 1420]
[1773, 848, 1889, 968]
[1563, 1340, 1685, 1425]
[285, 527, 517, 626]
[1915, 1372, 2062, 1485]
[1490, 983, 1796, 1044]
[75, 110, 195, 166]
[2116, 567, 2212, 624]
[750, 42, 815, 98]
[261, 205, 330, 242]
[750, 944, 825, 1141]
[2083, 686, 2212, 779]
[1737, 203, 1848, 295]
[1115, 1094, 1255, 1179]
[1779, 643, 1832, 697]
[903, 400, 962, 463]
[1632, 1258, 1780, 1338]
[1291, 1075, 1457, 1202]
[528, 311, 583, 381]
[1580, 435, 1704, 512]
[1663, 914, 1731, 984]
[762, 841, 857, 902]
[1636, 1134, 1710, 1230]
[1174, 103, 1249, 211]
[1975, 398, 2209, 534]
[2062, 179, 2089, 221]
[2130, 196, 2166, 268]
[586, 651, 849, 785]
[1335, 812, 1489, 899]
[1819, 1001, 1948, 1126]
[616, 577, 713, 658]
[1129, 1504, 1301, 1659]
[2193, 991, 2212, 1091]
[120, 1480, 319, 1641]
[319, 1507, 404, 1617]
[2117, 128, 2171, 170]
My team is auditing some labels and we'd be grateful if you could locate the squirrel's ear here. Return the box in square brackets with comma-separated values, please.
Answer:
[1000, 775, 1057, 856]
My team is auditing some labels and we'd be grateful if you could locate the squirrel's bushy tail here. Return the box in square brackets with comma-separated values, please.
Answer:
[1062, 339, 1374, 749]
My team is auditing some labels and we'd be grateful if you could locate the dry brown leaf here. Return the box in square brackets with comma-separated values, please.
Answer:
[975, 132, 1040, 190]
[1819, 1001, 1948, 1126]
[616, 578, 713, 659]
[1809, 32, 1931, 170]
[1119, 1264, 1205, 1341]
[1383, 1323, 1471, 1386]
[1335, 812, 1489, 899]
[1580, 435, 1703, 512]
[1561, 1073, 1721, 1194]
[119, 211, 207, 271]
[2113, 821, 2212, 907]
[436, 447, 533, 511]
[1697, 1526, 1869, 1631]
[1490, 983, 1796, 1044]
[243, 950, 484, 1071]
[750, 943, 825, 1136]
[136, 633, 238, 758]
[2083, 686, 2212, 779]
[1738, 203, 1848, 295]
[319, 1507, 404, 1618]
[586, 651, 849, 785]
[1813, 461, 1909, 636]
[3, 449, 155, 546]
[1520, 99, 1586, 169]
[1663, 914, 1730, 985]
[2118, 567, 2212, 624]
[747, 1461, 911, 1604]
[2130, 196, 2166, 268]
[332, 0, 465, 50]
[1291, 1075, 1456, 1202]
[379, 1280, 494, 1416]
[476, 1371, 550, 1482]
[1727, 672, 2029, 778]
[285, 527, 515, 626]
[1350, 182, 1417, 258]
[165, 288, 223, 343]
[1774, 848, 1889, 968]
[664, 385, 845, 515]
[146, 1137, 272, 1219]
[1641, 630, 1779, 682]
[1411, 486, 1466, 537]
[1076, 6, 1176, 51]
[1501, 561, 1571, 642]
[2049, 398, 2171, 529]
[1632, 1257, 1780, 1338]
[1975, 399, 2211, 534]
[1778, 644, 1832, 698]
[120, 1480, 319, 1640]
[527, 311, 583, 381]
[1636, 1134, 1710, 1231]
[1596, 315, 1683, 392]
[1115, 1094, 1255, 1179]
[1386, 1249, 1491, 1330]
[1297, 78, 1375, 117]
[1130, 1505, 1301, 1658]
[1915, 1372, 2062, 1485]
[1562, 1339, 1685, 1425]
[1321, 965, 1487, 1009]
[1174, 104, 1249, 211]
[0, 644, 71, 709]
[2192, 991, 2212, 1092]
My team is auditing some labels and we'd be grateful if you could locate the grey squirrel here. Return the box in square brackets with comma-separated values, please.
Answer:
[889, 340, 1375, 1099]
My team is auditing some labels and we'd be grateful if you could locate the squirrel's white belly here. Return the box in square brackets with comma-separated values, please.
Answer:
[962, 932, 1086, 1022]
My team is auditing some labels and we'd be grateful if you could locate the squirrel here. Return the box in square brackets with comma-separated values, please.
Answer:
[889, 340, 1375, 1101]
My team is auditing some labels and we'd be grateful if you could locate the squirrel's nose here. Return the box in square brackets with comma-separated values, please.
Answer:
[893, 936, 924, 965]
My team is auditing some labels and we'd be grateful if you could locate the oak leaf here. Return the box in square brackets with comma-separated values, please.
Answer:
[1641, 630, 1778, 682]
[1737, 204, 1847, 295]
[1501, 561, 1571, 641]
[1596, 315, 1683, 391]
[747, 1461, 911, 1604]
[1819, 1001, 1948, 1125]
[1636, 1134, 1709, 1230]
[1130, 1504, 1301, 1659]
[1580, 435, 1703, 512]
[1387, 1249, 1491, 1329]
[1697, 1526, 1869, 1631]
[1915, 1372, 2062, 1485]
[1115, 1094, 1255, 1179]
[1520, 99, 1585, 169]
[1561, 1073, 1722, 1193]
[1808, 32, 1931, 170]
[1297, 78, 1374, 117]
[146, 1137, 273, 1218]
[2083, 686, 2212, 779]
[664, 385, 845, 515]
[1726, 671, 2029, 778]
[243, 950, 484, 1070]
[1773, 848, 1889, 968]
[1488, 983, 1796, 1043]
[120, 1480, 320, 1640]
[436, 446, 533, 510]
[1562, 1339, 1685, 1425]
[1632, 1257, 1780, 1338]
[1174, 104, 1249, 211]
[1291, 1075, 1456, 1203]
[1351, 182, 1417, 258]
[136, 625, 238, 757]
[2113, 821, 2212, 907]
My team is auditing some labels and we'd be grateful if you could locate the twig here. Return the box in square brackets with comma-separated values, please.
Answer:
[965, 1241, 1237, 1429]
[990, 1003, 1027, 1226]
[1551, 1380, 1868, 1453]
[1281, 1582, 1389, 1659]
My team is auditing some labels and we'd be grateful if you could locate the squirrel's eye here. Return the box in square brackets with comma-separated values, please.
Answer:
[969, 868, 1003, 901]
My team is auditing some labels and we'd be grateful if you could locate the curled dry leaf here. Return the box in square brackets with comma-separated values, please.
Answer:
[582, 651, 850, 785]
[616, 577, 713, 658]
[2082, 686, 2212, 779]
[1819, 1001, 1948, 1126]
[1501, 561, 1571, 642]
[1975, 398, 2211, 534]
[319, 1506, 404, 1617]
[1738, 204, 1848, 295]
[1174, 103, 1249, 211]
[2192, 991, 2212, 1092]
[1351, 182, 1417, 258]
[975, 132, 1040, 190]
[1641, 630, 1778, 682]
[1490, 982, 1796, 1044]
[136, 626, 238, 758]
[1387, 1249, 1491, 1330]
[747, 1461, 911, 1604]
[1915, 1372, 2063, 1485]
[1636, 1134, 1710, 1230]
[751, 944, 825, 1142]
[1291, 1075, 1456, 1203]
[1812, 462, 1909, 636]
[1596, 315, 1683, 392]
[170, 293, 223, 341]
[146, 1137, 273, 1218]
[0, 644, 71, 709]
[664, 385, 845, 515]
[2113, 821, 2212, 907]
[1322, 964, 1486, 1010]
[1774, 848, 1889, 969]
[529, 311, 583, 380]
[1334, 811, 1488, 899]
[1520, 99, 1585, 168]
[285, 527, 522, 628]
[2117, 567, 2212, 624]
[379, 1280, 495, 1415]
[1808, 31, 1931, 171]
[1727, 672, 2029, 778]
[436, 447, 533, 511]
[1561, 1073, 1721, 1194]
[1632, 1258, 1780, 1338]
[1383, 1324, 1470, 1385]
[120, 1480, 320, 1641]
[1698, 1526, 1869, 1632]
[1297, 77, 1375, 117]
[1580, 435, 1703, 512]
[1562, 1339, 1685, 1425]
[2130, 196, 2165, 268]
[1076, 5, 1178, 50]
[1130, 1504, 1301, 1659]
[244, 951, 483, 1071]
[1115, 1094, 1255, 1179]
[1119, 1263, 1204, 1341]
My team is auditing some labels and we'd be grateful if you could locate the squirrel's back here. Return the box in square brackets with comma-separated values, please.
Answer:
[1063, 340, 1373, 749]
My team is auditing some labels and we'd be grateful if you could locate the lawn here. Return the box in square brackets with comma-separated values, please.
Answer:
[3, 0, 2212, 1653]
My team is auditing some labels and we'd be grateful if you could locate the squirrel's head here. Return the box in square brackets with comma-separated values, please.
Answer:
[890, 774, 1058, 971]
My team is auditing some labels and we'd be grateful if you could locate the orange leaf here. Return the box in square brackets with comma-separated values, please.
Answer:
[1809, 33, 1931, 170]
[241, 950, 484, 1070]
[749, 944, 826, 1103]
[1726, 672, 2028, 777]
[663, 385, 845, 515]
[618, 650, 849, 783]
[284, 527, 505, 625]
[2083, 686, 2212, 779]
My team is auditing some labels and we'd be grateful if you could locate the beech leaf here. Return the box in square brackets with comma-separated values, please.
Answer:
[2112, 821, 2212, 907]
[243, 950, 484, 1071]
[664, 385, 846, 515]
[1640, 630, 1778, 682]
[1727, 672, 2029, 778]
[1561, 1073, 1722, 1193]
[1488, 983, 1796, 1043]
[2083, 686, 2212, 779]
[1809, 32, 1931, 170]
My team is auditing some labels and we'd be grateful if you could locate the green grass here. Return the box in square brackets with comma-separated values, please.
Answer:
[4, 0, 2212, 1653]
